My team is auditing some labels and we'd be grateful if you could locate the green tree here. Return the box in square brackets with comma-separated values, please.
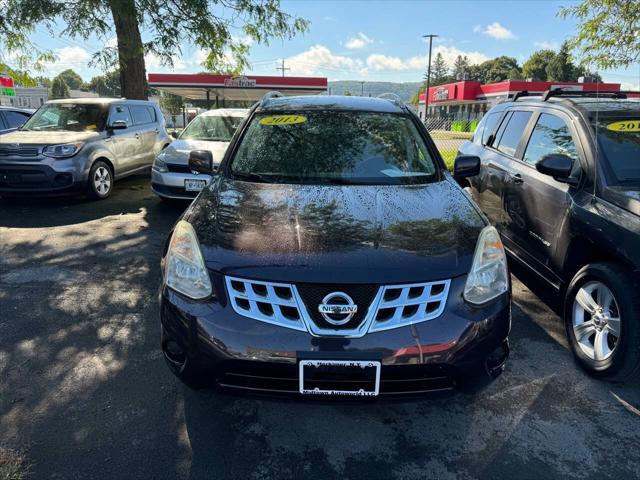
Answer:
[35, 76, 51, 88]
[2, 1, 308, 100]
[159, 93, 183, 125]
[87, 70, 122, 97]
[559, 0, 640, 69]
[50, 76, 69, 99]
[484, 56, 521, 83]
[425, 52, 449, 86]
[452, 55, 470, 80]
[546, 41, 574, 81]
[57, 69, 84, 90]
[522, 50, 557, 80]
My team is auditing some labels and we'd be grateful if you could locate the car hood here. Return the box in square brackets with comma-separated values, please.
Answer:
[0, 130, 101, 145]
[186, 176, 485, 284]
[161, 139, 229, 165]
[604, 185, 640, 217]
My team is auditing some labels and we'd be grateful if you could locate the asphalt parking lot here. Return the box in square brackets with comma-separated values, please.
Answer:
[1, 175, 639, 480]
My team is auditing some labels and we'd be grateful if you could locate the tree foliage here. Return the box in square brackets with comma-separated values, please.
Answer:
[522, 50, 557, 80]
[57, 69, 84, 90]
[50, 76, 70, 99]
[425, 52, 449, 86]
[546, 41, 574, 81]
[2, 0, 308, 99]
[87, 70, 121, 97]
[559, 0, 640, 69]
[452, 55, 471, 80]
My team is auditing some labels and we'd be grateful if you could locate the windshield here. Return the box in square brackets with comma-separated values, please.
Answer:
[21, 103, 108, 132]
[230, 111, 438, 185]
[180, 114, 244, 142]
[593, 116, 640, 185]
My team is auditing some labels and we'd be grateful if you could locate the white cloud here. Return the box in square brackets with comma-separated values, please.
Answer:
[43, 46, 92, 74]
[533, 40, 559, 50]
[366, 45, 489, 72]
[345, 33, 374, 50]
[479, 22, 517, 40]
[286, 44, 367, 76]
[145, 52, 187, 72]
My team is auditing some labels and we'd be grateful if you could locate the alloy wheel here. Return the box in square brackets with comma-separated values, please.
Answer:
[93, 166, 111, 195]
[572, 281, 621, 361]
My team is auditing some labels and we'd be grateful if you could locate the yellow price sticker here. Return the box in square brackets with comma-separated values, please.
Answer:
[259, 115, 307, 126]
[606, 120, 640, 132]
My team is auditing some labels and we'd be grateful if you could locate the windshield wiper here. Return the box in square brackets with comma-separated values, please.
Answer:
[231, 171, 274, 183]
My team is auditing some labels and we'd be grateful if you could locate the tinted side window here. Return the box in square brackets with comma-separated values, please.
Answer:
[523, 113, 578, 166]
[4, 110, 30, 128]
[496, 111, 532, 157]
[131, 105, 153, 125]
[146, 106, 157, 122]
[110, 105, 132, 127]
[480, 112, 502, 146]
[0, 113, 7, 130]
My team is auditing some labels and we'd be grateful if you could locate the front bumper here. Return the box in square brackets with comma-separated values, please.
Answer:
[151, 168, 212, 199]
[0, 158, 88, 193]
[160, 273, 511, 397]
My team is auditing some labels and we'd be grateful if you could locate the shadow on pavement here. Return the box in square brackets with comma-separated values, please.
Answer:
[0, 174, 187, 228]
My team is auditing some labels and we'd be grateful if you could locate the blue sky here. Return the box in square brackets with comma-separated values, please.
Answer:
[27, 0, 640, 89]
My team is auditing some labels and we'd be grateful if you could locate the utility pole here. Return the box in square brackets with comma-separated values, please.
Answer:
[360, 81, 365, 96]
[422, 34, 438, 118]
[276, 59, 290, 77]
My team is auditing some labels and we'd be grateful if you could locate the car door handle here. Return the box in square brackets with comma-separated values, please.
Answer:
[509, 173, 523, 184]
[134, 133, 140, 139]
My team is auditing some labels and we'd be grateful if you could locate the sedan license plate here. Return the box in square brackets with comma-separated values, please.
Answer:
[184, 179, 207, 192]
[299, 360, 381, 396]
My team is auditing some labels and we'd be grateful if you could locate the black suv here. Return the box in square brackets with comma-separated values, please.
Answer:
[458, 90, 640, 380]
[159, 94, 511, 397]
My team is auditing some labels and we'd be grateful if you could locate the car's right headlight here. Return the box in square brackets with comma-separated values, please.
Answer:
[164, 220, 212, 300]
[463, 225, 508, 305]
[152, 154, 168, 173]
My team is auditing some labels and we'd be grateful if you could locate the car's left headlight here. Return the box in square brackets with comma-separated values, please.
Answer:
[43, 142, 84, 158]
[463, 225, 509, 305]
[152, 154, 168, 173]
[164, 220, 212, 300]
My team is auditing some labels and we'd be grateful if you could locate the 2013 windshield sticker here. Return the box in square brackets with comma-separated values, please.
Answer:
[259, 115, 307, 126]
[606, 120, 640, 132]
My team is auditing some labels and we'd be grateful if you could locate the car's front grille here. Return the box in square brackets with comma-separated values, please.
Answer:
[370, 281, 450, 333]
[225, 275, 451, 338]
[0, 146, 40, 157]
[166, 163, 191, 173]
[225, 276, 307, 332]
[296, 283, 379, 330]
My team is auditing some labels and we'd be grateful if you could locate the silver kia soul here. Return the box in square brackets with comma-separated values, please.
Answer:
[151, 108, 248, 200]
[0, 98, 169, 200]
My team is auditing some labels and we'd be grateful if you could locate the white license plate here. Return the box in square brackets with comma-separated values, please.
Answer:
[299, 360, 381, 396]
[184, 179, 207, 192]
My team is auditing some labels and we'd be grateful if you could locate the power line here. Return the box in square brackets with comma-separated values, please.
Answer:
[276, 59, 290, 77]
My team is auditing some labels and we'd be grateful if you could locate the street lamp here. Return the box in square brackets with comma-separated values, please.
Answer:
[422, 34, 438, 118]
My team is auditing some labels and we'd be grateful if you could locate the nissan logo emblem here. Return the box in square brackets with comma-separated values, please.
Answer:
[318, 292, 358, 325]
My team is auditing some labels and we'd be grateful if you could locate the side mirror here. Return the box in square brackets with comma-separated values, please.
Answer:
[453, 155, 481, 178]
[188, 150, 213, 174]
[170, 131, 179, 139]
[536, 154, 577, 185]
[109, 120, 128, 130]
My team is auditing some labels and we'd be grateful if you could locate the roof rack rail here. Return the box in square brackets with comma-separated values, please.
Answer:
[377, 92, 407, 110]
[259, 91, 283, 106]
[541, 88, 627, 101]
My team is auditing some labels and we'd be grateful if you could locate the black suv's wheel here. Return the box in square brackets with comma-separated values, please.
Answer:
[87, 161, 113, 200]
[564, 262, 640, 381]
[161, 326, 207, 389]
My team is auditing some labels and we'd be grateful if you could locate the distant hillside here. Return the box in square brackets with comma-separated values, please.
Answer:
[328, 81, 422, 102]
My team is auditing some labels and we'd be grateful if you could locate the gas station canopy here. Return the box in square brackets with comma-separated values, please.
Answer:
[148, 73, 328, 104]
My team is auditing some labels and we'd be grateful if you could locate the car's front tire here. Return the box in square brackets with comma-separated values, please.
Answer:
[87, 161, 113, 200]
[564, 262, 640, 381]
